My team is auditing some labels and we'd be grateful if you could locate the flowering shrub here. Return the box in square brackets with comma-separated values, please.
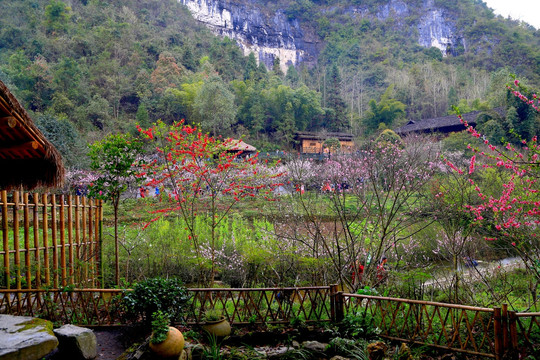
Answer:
[447, 78, 540, 281]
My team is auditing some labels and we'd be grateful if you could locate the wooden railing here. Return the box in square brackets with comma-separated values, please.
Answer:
[0, 286, 333, 326]
[185, 286, 333, 325]
[0, 287, 538, 358]
[0, 191, 102, 290]
[339, 292, 496, 358]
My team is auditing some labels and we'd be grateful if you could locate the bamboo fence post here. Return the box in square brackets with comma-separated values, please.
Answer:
[88, 198, 94, 287]
[33, 193, 40, 289]
[59, 194, 66, 287]
[51, 194, 58, 288]
[42, 193, 49, 286]
[2, 190, 9, 289]
[67, 195, 73, 285]
[96, 199, 103, 288]
[23, 193, 30, 289]
[81, 197, 87, 285]
[13, 191, 21, 290]
[74, 195, 80, 284]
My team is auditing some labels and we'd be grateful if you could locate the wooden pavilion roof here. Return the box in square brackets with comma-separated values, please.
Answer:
[227, 139, 257, 152]
[0, 80, 64, 190]
[394, 108, 506, 136]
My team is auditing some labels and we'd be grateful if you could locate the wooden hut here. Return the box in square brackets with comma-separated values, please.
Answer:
[226, 139, 257, 157]
[0, 80, 64, 190]
[294, 131, 354, 154]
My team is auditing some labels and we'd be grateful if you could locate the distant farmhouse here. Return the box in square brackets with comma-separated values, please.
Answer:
[295, 131, 354, 154]
[0, 80, 64, 190]
[394, 108, 505, 137]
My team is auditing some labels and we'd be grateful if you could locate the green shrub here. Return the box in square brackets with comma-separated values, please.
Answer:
[150, 310, 170, 344]
[123, 277, 190, 324]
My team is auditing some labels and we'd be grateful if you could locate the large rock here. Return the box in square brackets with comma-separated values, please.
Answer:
[0, 315, 58, 360]
[301, 340, 327, 353]
[53, 324, 97, 359]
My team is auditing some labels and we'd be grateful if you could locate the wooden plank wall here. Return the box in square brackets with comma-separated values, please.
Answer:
[0, 190, 102, 289]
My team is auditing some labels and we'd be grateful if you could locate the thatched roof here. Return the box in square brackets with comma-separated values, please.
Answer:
[394, 108, 506, 136]
[295, 131, 354, 141]
[227, 139, 257, 152]
[0, 80, 64, 190]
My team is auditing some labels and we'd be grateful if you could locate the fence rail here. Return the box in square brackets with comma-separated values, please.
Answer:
[186, 286, 333, 325]
[1, 190, 102, 290]
[340, 292, 497, 358]
[1, 287, 538, 358]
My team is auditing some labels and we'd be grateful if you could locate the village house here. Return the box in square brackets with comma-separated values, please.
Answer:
[394, 108, 506, 137]
[294, 131, 355, 154]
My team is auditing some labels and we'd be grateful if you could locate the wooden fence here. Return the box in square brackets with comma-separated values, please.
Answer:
[0, 286, 538, 358]
[0, 190, 102, 290]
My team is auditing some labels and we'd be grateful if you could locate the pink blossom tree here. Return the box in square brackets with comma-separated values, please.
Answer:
[280, 137, 439, 289]
[448, 78, 540, 302]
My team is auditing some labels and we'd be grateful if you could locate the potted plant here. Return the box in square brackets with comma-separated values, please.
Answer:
[149, 310, 185, 358]
[202, 309, 231, 337]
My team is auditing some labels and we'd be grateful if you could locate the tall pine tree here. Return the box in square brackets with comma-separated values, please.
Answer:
[324, 64, 349, 132]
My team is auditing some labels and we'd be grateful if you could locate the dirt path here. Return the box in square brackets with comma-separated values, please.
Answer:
[423, 257, 524, 288]
[94, 328, 128, 360]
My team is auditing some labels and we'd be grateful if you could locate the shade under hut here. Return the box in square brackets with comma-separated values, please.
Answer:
[0, 80, 64, 190]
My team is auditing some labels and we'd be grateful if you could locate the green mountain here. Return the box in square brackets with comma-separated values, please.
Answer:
[0, 0, 538, 165]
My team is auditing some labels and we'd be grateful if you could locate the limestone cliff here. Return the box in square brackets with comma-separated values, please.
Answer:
[180, 0, 318, 72]
[179, 0, 466, 68]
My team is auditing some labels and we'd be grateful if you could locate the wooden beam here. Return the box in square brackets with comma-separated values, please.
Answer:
[0, 141, 43, 155]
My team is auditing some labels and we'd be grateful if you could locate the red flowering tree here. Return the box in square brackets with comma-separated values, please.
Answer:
[448, 78, 540, 288]
[137, 120, 283, 285]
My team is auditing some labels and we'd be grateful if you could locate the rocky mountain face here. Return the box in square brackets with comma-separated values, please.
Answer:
[180, 0, 319, 71]
[179, 0, 465, 69]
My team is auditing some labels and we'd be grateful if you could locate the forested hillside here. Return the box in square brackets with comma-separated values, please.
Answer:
[0, 0, 539, 168]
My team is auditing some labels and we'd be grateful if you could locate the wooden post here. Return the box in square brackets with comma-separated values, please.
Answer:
[23, 193, 31, 289]
[81, 197, 87, 285]
[330, 284, 337, 322]
[67, 195, 73, 285]
[509, 311, 518, 357]
[74, 196, 80, 284]
[94, 199, 100, 286]
[13, 191, 21, 290]
[494, 307, 502, 360]
[42, 194, 49, 286]
[59, 194, 66, 287]
[2, 190, 9, 289]
[33, 193, 40, 289]
[97, 199, 103, 288]
[502, 304, 509, 353]
[335, 290, 344, 322]
[51, 194, 58, 288]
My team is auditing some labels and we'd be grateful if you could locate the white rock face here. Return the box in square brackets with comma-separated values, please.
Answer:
[417, 1, 458, 56]
[0, 315, 58, 360]
[180, 0, 463, 66]
[180, 0, 305, 72]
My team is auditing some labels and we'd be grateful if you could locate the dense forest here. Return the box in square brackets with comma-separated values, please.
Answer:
[0, 0, 539, 168]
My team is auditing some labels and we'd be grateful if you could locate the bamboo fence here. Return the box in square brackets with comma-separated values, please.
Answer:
[0, 190, 102, 290]
[0, 286, 538, 358]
